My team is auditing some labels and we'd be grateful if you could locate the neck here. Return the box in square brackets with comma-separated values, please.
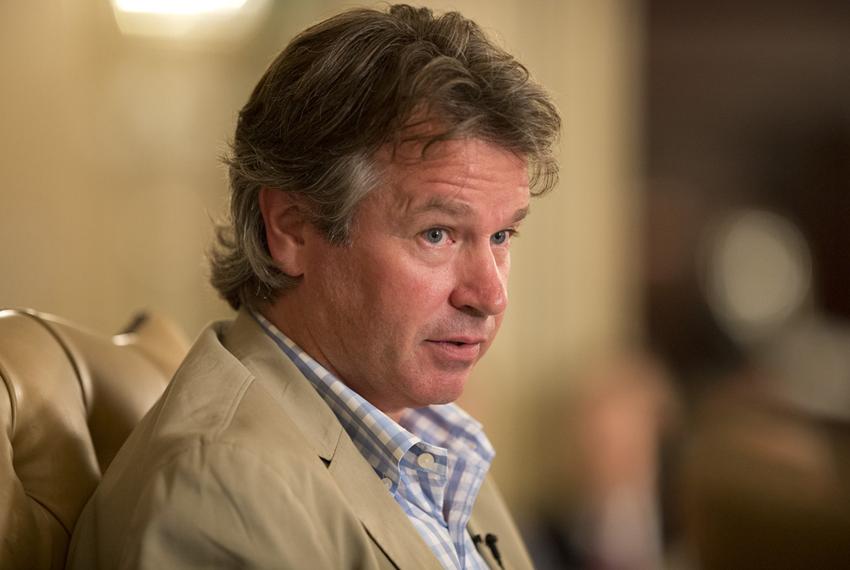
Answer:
[258, 298, 410, 423]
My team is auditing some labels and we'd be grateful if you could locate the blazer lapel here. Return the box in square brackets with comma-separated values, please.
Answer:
[467, 477, 535, 570]
[224, 309, 442, 569]
[328, 434, 443, 570]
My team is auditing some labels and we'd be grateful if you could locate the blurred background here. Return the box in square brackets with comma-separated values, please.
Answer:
[1, 1, 848, 568]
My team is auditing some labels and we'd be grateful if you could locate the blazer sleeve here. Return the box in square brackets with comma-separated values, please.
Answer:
[116, 441, 339, 569]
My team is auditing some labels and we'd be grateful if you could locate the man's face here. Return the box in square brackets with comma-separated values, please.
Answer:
[294, 138, 529, 418]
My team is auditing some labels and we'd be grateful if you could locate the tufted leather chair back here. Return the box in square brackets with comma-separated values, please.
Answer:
[0, 308, 189, 569]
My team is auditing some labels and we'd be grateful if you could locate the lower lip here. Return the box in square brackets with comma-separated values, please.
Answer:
[425, 340, 482, 362]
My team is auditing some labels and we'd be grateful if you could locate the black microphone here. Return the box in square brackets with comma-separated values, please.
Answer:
[485, 534, 503, 569]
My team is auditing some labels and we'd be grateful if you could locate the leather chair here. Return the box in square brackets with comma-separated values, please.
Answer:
[0, 308, 190, 570]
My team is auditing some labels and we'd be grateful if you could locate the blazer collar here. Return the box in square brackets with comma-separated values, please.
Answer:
[220, 308, 339, 459]
[220, 309, 442, 569]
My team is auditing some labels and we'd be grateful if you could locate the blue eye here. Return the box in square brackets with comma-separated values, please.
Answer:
[424, 228, 446, 244]
[491, 230, 511, 245]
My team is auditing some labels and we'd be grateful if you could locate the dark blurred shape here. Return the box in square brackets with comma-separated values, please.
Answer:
[646, 1, 850, 568]
[761, 117, 850, 321]
[574, 354, 679, 570]
[645, 0, 850, 390]
[679, 384, 850, 569]
[527, 353, 681, 570]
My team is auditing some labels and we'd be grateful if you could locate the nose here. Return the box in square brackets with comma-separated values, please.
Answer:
[449, 243, 508, 317]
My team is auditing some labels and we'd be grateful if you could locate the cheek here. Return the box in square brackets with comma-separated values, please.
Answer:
[305, 250, 366, 327]
[385, 260, 453, 310]
[363, 261, 454, 343]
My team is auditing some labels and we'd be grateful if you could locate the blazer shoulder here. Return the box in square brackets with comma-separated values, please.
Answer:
[142, 322, 257, 442]
[138, 318, 331, 466]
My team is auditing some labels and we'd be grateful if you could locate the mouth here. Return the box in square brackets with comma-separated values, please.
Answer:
[424, 337, 486, 362]
[427, 335, 486, 346]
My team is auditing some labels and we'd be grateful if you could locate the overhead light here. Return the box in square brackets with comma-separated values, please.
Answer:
[109, 0, 270, 44]
[114, 0, 248, 16]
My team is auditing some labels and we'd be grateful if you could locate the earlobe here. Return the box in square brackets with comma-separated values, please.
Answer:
[259, 187, 307, 277]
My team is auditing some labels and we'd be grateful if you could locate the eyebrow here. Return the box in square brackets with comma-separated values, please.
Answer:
[511, 206, 530, 224]
[412, 197, 472, 217]
[410, 197, 530, 225]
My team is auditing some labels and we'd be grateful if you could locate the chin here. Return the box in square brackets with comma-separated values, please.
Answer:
[410, 374, 469, 407]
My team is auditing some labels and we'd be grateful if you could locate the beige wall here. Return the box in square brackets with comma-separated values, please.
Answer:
[0, 0, 642, 519]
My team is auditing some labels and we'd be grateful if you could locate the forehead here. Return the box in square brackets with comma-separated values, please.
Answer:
[374, 138, 530, 213]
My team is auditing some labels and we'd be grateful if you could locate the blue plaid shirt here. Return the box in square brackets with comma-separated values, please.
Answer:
[252, 311, 494, 569]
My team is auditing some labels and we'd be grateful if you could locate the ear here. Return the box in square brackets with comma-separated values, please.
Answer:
[259, 187, 308, 277]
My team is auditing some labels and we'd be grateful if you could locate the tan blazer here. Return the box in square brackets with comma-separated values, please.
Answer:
[67, 310, 533, 569]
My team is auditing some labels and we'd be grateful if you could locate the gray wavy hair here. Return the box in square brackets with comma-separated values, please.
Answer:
[210, 4, 561, 310]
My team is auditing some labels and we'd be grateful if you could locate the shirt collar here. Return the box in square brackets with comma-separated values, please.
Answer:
[250, 310, 494, 484]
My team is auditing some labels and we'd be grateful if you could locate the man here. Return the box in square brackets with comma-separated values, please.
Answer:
[68, 4, 559, 568]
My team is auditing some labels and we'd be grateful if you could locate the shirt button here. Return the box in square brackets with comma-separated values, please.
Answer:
[417, 453, 435, 470]
[381, 477, 393, 490]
